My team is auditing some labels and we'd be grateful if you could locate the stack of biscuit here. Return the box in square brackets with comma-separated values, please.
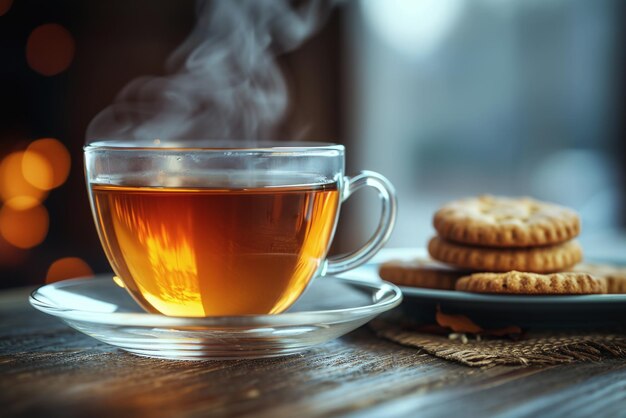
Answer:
[381, 195, 614, 295]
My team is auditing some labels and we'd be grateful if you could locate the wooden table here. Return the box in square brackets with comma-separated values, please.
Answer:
[2, 286, 625, 418]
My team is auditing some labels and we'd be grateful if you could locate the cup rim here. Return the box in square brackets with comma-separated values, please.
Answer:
[84, 140, 344, 153]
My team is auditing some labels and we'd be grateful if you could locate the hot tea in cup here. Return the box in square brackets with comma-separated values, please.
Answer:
[85, 141, 396, 317]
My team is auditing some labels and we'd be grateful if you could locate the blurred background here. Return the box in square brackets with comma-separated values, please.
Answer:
[0, 0, 624, 289]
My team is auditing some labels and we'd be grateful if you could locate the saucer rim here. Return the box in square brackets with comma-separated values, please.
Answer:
[29, 275, 403, 327]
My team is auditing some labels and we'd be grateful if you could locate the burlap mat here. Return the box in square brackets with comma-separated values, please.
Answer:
[370, 319, 626, 367]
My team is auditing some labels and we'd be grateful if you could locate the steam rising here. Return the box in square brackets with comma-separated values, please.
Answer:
[87, 0, 330, 143]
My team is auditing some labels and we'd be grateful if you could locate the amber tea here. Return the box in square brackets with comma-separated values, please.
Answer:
[91, 182, 340, 317]
[85, 142, 397, 318]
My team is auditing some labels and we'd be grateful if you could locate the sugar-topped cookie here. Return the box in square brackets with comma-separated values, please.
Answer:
[433, 195, 580, 248]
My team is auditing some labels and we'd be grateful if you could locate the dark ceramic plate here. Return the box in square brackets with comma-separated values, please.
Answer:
[342, 248, 626, 329]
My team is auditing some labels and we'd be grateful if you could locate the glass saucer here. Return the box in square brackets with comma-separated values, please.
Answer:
[29, 274, 401, 360]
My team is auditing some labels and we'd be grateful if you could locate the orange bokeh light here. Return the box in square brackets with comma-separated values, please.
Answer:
[22, 150, 54, 190]
[0, 152, 48, 209]
[46, 257, 94, 283]
[26, 23, 75, 76]
[24, 138, 71, 190]
[0, 0, 13, 17]
[0, 203, 49, 249]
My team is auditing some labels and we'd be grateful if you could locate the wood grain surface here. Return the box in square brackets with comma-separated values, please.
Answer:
[1, 286, 626, 418]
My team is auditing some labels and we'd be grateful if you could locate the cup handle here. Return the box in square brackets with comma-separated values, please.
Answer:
[324, 170, 398, 275]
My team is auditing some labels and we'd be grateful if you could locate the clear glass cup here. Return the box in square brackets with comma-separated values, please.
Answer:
[84, 140, 397, 317]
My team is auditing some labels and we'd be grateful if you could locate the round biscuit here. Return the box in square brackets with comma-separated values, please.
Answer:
[428, 236, 582, 273]
[378, 257, 469, 290]
[433, 195, 580, 247]
[455, 271, 606, 295]
[571, 263, 626, 294]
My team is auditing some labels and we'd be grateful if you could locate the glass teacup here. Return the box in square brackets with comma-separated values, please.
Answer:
[85, 141, 397, 317]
